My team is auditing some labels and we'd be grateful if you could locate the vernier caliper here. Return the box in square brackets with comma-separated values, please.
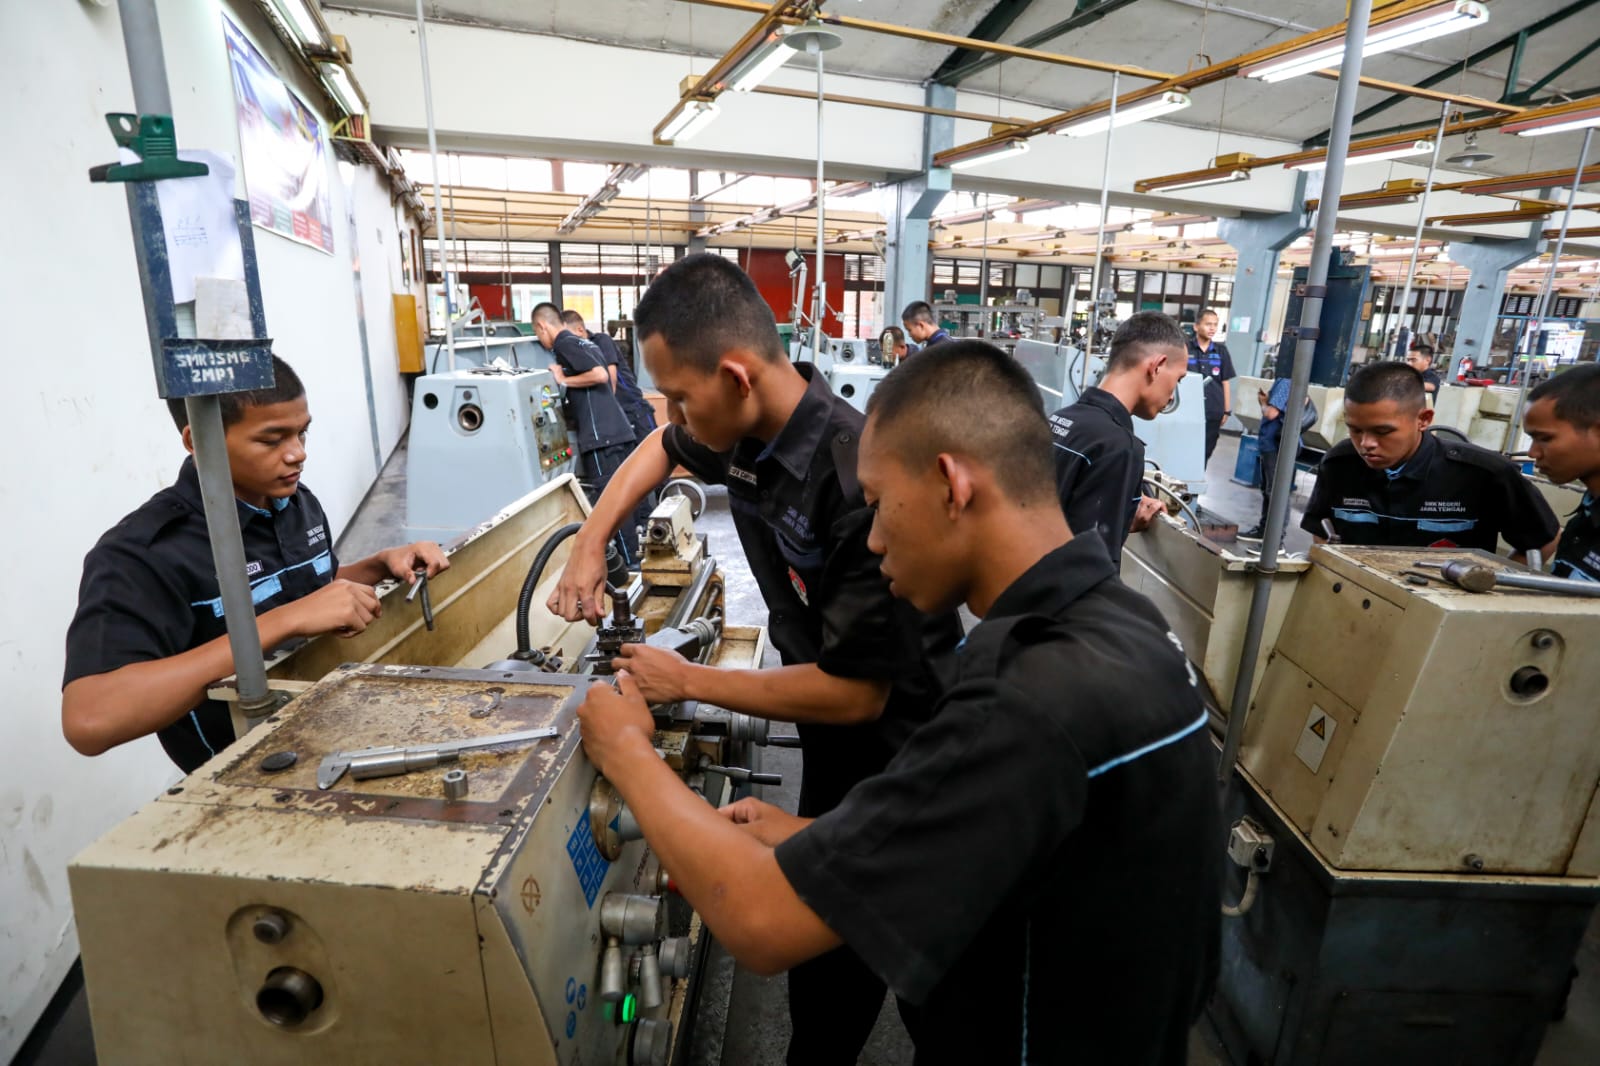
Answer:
[317, 727, 560, 789]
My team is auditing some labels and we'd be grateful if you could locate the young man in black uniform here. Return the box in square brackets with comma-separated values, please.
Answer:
[1407, 343, 1443, 397]
[561, 309, 657, 446]
[548, 253, 962, 1063]
[1050, 311, 1188, 565]
[1303, 362, 1559, 559]
[1187, 308, 1236, 465]
[577, 340, 1222, 1065]
[62, 356, 448, 772]
[900, 300, 951, 348]
[1526, 364, 1600, 581]
[532, 302, 638, 556]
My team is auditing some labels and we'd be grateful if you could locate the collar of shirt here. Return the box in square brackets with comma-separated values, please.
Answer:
[1381, 431, 1439, 484]
[983, 532, 1117, 623]
[754, 363, 834, 480]
[173, 457, 292, 526]
[1581, 492, 1598, 526]
[927, 329, 951, 346]
[1077, 386, 1135, 433]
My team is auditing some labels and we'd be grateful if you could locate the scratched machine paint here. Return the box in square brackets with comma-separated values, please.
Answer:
[566, 816, 610, 907]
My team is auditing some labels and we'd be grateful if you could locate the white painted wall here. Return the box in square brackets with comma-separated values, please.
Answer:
[0, 3, 409, 1056]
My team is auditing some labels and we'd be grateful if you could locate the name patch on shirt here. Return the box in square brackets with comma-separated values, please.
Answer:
[306, 524, 327, 546]
[1048, 413, 1075, 438]
[728, 465, 758, 486]
[245, 560, 263, 577]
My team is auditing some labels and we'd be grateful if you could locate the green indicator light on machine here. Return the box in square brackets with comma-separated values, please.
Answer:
[621, 994, 637, 1024]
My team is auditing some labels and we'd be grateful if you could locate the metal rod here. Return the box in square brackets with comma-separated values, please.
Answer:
[1083, 70, 1119, 395]
[1506, 125, 1593, 450]
[1219, 0, 1374, 781]
[811, 38, 827, 356]
[415, 0, 456, 371]
[1391, 101, 1451, 361]
[117, 0, 272, 716]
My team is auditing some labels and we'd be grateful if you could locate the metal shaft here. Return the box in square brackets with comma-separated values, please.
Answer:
[1391, 101, 1450, 361]
[118, 0, 271, 715]
[811, 39, 827, 356]
[1083, 71, 1120, 394]
[416, 0, 456, 371]
[1219, 0, 1374, 780]
[1505, 126, 1593, 450]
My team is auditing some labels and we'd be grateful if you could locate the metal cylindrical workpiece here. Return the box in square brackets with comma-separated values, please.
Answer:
[442, 768, 468, 800]
[615, 803, 642, 843]
[636, 943, 664, 1009]
[600, 937, 626, 1003]
[600, 893, 662, 945]
[658, 936, 692, 980]
[725, 712, 768, 745]
[631, 1018, 673, 1066]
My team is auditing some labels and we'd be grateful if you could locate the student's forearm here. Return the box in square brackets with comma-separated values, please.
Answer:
[575, 429, 673, 548]
[679, 662, 889, 725]
[604, 737, 835, 974]
[1223, 380, 1232, 412]
[62, 610, 301, 756]
[337, 556, 388, 585]
[565, 367, 611, 387]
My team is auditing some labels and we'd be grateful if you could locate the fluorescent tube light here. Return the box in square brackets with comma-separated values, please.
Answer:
[725, 31, 793, 93]
[659, 101, 721, 144]
[945, 139, 1030, 171]
[318, 62, 364, 116]
[1500, 99, 1600, 138]
[1241, 2, 1487, 84]
[1056, 91, 1191, 137]
[269, 0, 331, 51]
[1286, 140, 1433, 171]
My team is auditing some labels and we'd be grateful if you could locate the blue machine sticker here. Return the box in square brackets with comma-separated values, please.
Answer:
[566, 817, 611, 908]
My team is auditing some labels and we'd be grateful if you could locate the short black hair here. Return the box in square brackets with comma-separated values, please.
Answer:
[1196, 307, 1219, 322]
[1410, 343, 1435, 359]
[560, 309, 587, 329]
[632, 253, 783, 372]
[531, 302, 562, 328]
[166, 355, 305, 432]
[901, 301, 936, 327]
[1346, 361, 1425, 410]
[865, 339, 1053, 503]
[1530, 363, 1600, 430]
[1107, 311, 1187, 372]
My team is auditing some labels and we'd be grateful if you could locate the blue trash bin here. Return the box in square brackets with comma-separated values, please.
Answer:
[1233, 433, 1262, 488]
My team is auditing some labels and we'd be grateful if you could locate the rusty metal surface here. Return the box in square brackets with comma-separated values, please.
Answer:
[211, 664, 589, 827]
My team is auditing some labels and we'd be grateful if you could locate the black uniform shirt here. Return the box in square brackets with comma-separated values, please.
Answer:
[63, 458, 338, 772]
[776, 534, 1222, 1065]
[1553, 493, 1600, 582]
[662, 365, 963, 814]
[1421, 368, 1443, 394]
[552, 329, 635, 454]
[1049, 387, 1146, 566]
[1302, 433, 1559, 552]
[1187, 337, 1236, 421]
[591, 331, 648, 415]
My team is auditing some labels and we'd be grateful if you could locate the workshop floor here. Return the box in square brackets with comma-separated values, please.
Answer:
[17, 432, 1599, 1066]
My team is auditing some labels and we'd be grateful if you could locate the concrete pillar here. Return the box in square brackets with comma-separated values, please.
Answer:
[1217, 176, 1310, 376]
[882, 83, 954, 322]
[1445, 235, 1544, 377]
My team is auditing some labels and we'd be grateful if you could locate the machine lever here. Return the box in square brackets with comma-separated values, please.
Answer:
[1414, 559, 1600, 599]
[405, 568, 435, 631]
[317, 726, 560, 789]
[702, 764, 783, 787]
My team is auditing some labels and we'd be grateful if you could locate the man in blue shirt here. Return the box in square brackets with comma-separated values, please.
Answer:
[1239, 375, 1294, 543]
[901, 300, 951, 348]
[1186, 309, 1236, 466]
[1525, 364, 1600, 581]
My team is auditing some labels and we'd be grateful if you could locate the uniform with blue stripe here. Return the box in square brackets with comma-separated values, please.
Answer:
[63, 457, 338, 772]
[776, 532, 1221, 1065]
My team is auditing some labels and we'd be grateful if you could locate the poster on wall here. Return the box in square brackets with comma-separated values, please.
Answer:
[223, 15, 334, 255]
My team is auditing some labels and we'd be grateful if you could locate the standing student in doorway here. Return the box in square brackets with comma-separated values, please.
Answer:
[1187, 308, 1236, 467]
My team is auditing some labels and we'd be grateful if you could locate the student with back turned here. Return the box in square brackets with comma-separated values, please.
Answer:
[576, 340, 1221, 1064]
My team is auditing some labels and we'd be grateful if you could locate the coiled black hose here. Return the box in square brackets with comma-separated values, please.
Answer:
[514, 522, 583, 658]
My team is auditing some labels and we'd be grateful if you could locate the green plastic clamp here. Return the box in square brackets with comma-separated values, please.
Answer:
[88, 114, 210, 183]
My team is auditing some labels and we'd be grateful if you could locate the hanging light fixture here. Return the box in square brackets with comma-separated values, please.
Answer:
[1054, 90, 1192, 137]
[942, 138, 1031, 171]
[657, 100, 721, 144]
[1499, 97, 1600, 138]
[1134, 152, 1257, 193]
[1285, 139, 1434, 171]
[1240, 1, 1488, 83]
